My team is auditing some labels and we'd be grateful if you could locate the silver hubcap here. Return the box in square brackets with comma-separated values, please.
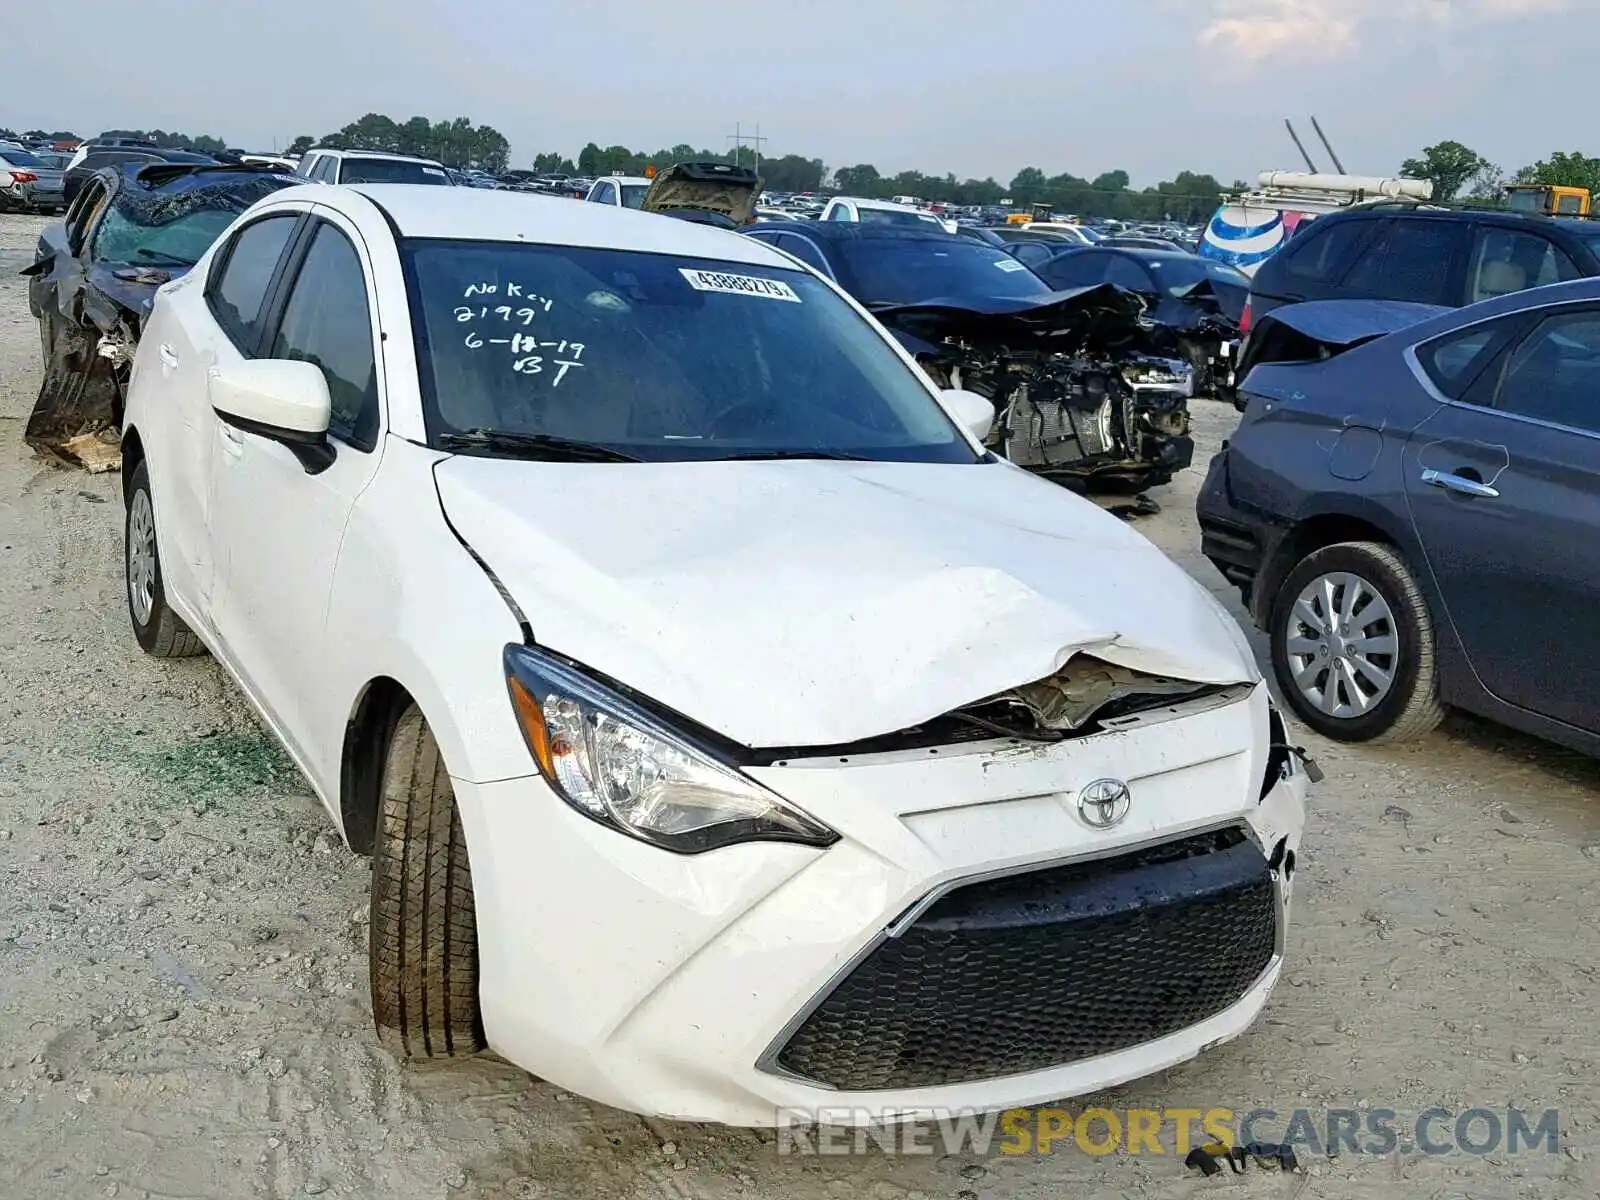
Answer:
[128, 489, 156, 627]
[1284, 571, 1399, 719]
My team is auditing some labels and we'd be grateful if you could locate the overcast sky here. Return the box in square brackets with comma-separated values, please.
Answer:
[6, 0, 1591, 184]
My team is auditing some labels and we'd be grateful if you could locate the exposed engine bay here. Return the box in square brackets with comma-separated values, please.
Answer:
[872, 283, 1196, 493]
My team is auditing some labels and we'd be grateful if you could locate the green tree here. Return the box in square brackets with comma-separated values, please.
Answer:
[1515, 150, 1600, 196]
[286, 135, 314, 156]
[1009, 167, 1047, 202]
[1400, 140, 1491, 202]
[531, 152, 576, 174]
[576, 142, 604, 176]
[832, 164, 881, 195]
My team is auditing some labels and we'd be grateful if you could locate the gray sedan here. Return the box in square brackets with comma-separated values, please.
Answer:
[0, 146, 66, 213]
[1198, 281, 1600, 757]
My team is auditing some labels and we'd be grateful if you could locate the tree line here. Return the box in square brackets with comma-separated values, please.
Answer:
[13, 114, 1600, 220]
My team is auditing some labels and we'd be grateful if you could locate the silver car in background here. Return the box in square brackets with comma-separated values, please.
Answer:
[0, 146, 66, 213]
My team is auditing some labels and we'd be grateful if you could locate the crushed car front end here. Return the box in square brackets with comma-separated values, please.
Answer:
[878, 286, 1197, 492]
[460, 660, 1306, 1125]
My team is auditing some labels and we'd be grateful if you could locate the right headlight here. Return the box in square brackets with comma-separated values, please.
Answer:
[502, 644, 838, 855]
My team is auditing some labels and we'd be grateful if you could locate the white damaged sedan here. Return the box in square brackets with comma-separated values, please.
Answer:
[120, 184, 1308, 1125]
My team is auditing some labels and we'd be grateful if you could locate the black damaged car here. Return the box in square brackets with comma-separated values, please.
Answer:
[743, 221, 1197, 493]
[24, 161, 298, 468]
[1032, 247, 1248, 399]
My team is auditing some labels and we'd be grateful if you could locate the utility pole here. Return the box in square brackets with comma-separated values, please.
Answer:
[726, 123, 767, 171]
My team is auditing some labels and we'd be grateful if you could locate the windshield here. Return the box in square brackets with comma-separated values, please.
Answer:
[92, 204, 243, 267]
[0, 148, 46, 168]
[830, 238, 1053, 307]
[342, 159, 450, 185]
[404, 240, 978, 464]
[620, 184, 649, 209]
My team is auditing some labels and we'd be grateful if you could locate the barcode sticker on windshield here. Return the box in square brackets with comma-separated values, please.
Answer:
[994, 258, 1028, 272]
[679, 269, 801, 302]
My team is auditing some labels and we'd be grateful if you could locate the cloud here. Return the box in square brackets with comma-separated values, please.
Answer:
[1196, 0, 1572, 59]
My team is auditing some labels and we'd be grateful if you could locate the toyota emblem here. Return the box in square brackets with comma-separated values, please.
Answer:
[1077, 778, 1132, 829]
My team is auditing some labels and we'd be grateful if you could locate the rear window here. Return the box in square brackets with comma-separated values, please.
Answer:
[0, 148, 46, 167]
[1342, 219, 1470, 305]
[339, 158, 450, 185]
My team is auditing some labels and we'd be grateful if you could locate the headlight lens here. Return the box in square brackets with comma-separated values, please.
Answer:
[503, 644, 837, 854]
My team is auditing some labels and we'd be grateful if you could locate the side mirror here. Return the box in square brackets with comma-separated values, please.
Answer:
[209, 359, 335, 474]
[941, 387, 995, 443]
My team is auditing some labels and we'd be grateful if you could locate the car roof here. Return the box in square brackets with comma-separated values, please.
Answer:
[596, 175, 652, 185]
[314, 149, 446, 166]
[116, 162, 299, 193]
[333, 185, 793, 265]
[832, 196, 923, 212]
[1317, 205, 1600, 237]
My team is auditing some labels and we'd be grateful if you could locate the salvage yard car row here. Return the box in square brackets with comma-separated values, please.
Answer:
[4, 147, 1597, 1131]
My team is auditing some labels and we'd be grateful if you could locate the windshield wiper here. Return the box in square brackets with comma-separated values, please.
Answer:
[134, 248, 194, 267]
[437, 429, 642, 463]
[716, 449, 872, 462]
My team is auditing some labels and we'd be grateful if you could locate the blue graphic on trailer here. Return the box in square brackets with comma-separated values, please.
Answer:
[1200, 205, 1315, 276]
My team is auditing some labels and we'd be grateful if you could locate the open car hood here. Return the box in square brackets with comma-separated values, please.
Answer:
[641, 162, 759, 226]
[434, 456, 1257, 749]
[868, 283, 1153, 356]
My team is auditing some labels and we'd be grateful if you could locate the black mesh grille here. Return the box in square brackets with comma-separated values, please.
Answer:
[774, 828, 1278, 1090]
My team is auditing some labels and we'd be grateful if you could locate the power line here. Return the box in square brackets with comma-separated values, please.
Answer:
[726, 123, 767, 172]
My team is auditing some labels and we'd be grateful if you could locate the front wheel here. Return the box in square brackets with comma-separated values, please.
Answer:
[125, 460, 206, 658]
[1269, 541, 1444, 744]
[369, 705, 486, 1060]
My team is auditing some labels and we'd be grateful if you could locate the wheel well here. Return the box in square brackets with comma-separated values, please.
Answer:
[121, 426, 144, 506]
[341, 677, 415, 855]
[1257, 513, 1398, 623]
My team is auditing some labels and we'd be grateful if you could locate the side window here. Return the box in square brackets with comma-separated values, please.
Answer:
[66, 181, 109, 252]
[314, 156, 339, 183]
[1468, 228, 1581, 302]
[827, 205, 852, 222]
[592, 182, 615, 204]
[1282, 218, 1381, 284]
[1494, 310, 1600, 433]
[1103, 256, 1153, 293]
[296, 154, 318, 178]
[207, 215, 299, 352]
[1416, 318, 1523, 401]
[1342, 219, 1470, 304]
[268, 223, 380, 450]
[776, 234, 831, 275]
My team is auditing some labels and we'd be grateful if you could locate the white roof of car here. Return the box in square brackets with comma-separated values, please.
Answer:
[596, 175, 653, 186]
[336, 185, 792, 264]
[316, 149, 447, 167]
[835, 197, 926, 213]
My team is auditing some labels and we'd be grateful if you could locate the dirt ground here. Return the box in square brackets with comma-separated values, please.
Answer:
[1, 211, 1597, 1200]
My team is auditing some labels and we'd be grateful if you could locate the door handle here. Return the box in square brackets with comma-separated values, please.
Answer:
[158, 343, 178, 368]
[218, 421, 243, 457]
[1421, 468, 1499, 499]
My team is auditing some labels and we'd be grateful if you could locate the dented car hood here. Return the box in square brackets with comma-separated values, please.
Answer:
[434, 457, 1257, 748]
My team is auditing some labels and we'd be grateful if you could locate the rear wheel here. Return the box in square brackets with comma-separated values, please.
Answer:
[369, 705, 486, 1059]
[1269, 541, 1444, 744]
[125, 460, 206, 658]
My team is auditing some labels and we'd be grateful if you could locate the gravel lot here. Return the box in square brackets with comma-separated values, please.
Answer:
[1, 211, 1597, 1200]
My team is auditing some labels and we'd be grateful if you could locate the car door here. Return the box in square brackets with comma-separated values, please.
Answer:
[1402, 306, 1600, 731]
[207, 214, 389, 766]
[1464, 225, 1582, 305]
[153, 211, 305, 622]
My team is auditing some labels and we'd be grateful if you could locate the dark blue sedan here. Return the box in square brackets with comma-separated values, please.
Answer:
[1198, 280, 1600, 754]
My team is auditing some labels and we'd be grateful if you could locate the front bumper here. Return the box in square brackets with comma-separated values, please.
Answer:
[454, 685, 1307, 1125]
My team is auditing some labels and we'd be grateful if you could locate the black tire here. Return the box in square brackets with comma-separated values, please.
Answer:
[1269, 540, 1445, 744]
[125, 460, 207, 658]
[369, 705, 485, 1060]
